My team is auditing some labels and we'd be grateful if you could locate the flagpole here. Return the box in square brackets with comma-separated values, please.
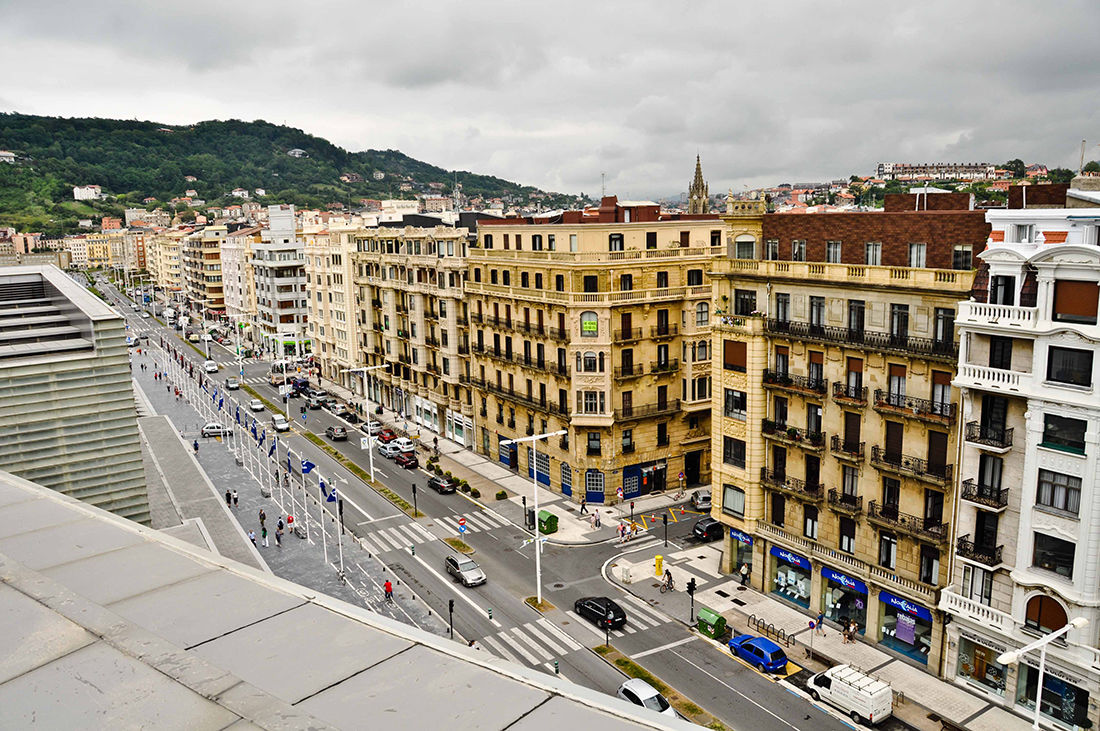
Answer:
[317, 473, 328, 566]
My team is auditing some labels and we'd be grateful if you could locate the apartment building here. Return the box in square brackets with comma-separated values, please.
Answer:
[181, 225, 227, 319]
[466, 196, 722, 504]
[222, 225, 261, 341]
[940, 188, 1100, 729]
[351, 226, 472, 442]
[252, 205, 308, 356]
[711, 195, 988, 674]
[306, 225, 359, 390]
[146, 230, 185, 300]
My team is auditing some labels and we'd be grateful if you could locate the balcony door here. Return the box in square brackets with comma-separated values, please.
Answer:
[844, 412, 861, 452]
[927, 431, 948, 478]
[975, 511, 999, 553]
[885, 421, 903, 462]
[924, 488, 944, 527]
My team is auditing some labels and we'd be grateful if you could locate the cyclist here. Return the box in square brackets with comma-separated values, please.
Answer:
[663, 569, 674, 592]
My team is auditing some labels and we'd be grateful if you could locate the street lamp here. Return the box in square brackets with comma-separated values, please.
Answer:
[997, 616, 1089, 730]
[340, 365, 387, 483]
[501, 429, 567, 605]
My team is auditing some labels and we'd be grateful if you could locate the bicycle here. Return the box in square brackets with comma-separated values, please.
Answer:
[660, 576, 675, 593]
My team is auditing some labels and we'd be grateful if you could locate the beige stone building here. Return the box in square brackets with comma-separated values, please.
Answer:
[146, 230, 185, 298]
[306, 225, 359, 390]
[181, 225, 227, 318]
[465, 196, 723, 504]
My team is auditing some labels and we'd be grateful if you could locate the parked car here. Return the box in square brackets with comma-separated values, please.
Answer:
[692, 517, 723, 542]
[203, 360, 218, 373]
[307, 396, 323, 410]
[445, 555, 486, 587]
[248, 399, 264, 412]
[428, 476, 456, 494]
[728, 635, 789, 673]
[225, 376, 240, 390]
[342, 413, 362, 425]
[378, 442, 402, 459]
[306, 388, 326, 400]
[573, 597, 626, 630]
[188, 332, 200, 342]
[272, 414, 290, 432]
[364, 421, 382, 435]
[325, 425, 348, 441]
[377, 428, 397, 443]
[328, 402, 350, 418]
[392, 437, 416, 453]
[690, 489, 712, 511]
[394, 452, 418, 469]
[141, 311, 151, 319]
[616, 679, 686, 720]
[807, 665, 893, 726]
[200, 422, 231, 438]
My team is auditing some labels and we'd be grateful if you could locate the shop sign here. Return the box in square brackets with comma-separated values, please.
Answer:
[730, 528, 753, 545]
[1018, 658, 1083, 686]
[878, 590, 933, 622]
[958, 628, 1006, 654]
[821, 566, 867, 595]
[769, 545, 810, 570]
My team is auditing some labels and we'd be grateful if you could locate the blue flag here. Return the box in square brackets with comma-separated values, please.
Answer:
[268, 436, 276, 458]
[287, 454, 293, 474]
[319, 477, 328, 497]
[202, 382, 209, 393]
[301, 459, 316, 474]
[218, 397, 224, 411]
[258, 430, 265, 448]
[235, 405, 240, 425]
[327, 488, 338, 504]
[251, 421, 258, 439]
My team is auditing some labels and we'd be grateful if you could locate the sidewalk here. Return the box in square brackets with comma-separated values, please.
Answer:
[606, 542, 1028, 731]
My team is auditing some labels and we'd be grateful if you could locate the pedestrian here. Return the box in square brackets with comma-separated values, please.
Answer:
[384, 580, 393, 601]
[248, 530, 256, 545]
[259, 509, 266, 527]
[579, 497, 588, 515]
[589, 513, 596, 530]
[225, 489, 232, 507]
[594, 511, 601, 528]
[193, 439, 199, 455]
[468, 639, 481, 651]
[261, 525, 268, 548]
[815, 611, 826, 636]
[232, 490, 238, 508]
[277, 516, 284, 532]
[739, 562, 750, 586]
[275, 527, 282, 547]
[848, 620, 858, 643]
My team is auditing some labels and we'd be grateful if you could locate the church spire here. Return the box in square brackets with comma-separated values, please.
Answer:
[688, 155, 709, 214]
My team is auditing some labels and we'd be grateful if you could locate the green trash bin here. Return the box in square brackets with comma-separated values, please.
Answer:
[537, 510, 558, 534]
[697, 607, 727, 639]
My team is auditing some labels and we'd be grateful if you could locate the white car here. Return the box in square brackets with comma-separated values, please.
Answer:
[378, 442, 403, 459]
[203, 360, 218, 373]
[141, 311, 150, 319]
[363, 421, 382, 436]
[392, 437, 416, 454]
[272, 414, 290, 432]
[616, 679, 686, 720]
[200, 422, 232, 438]
[249, 399, 264, 412]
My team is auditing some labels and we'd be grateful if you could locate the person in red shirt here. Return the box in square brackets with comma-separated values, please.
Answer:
[384, 580, 393, 602]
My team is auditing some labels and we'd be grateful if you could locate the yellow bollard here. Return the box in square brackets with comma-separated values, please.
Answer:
[655, 555, 663, 577]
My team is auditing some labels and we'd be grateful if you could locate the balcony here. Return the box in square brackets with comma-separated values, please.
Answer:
[832, 382, 867, 406]
[649, 358, 680, 375]
[960, 479, 1009, 511]
[614, 363, 646, 380]
[424, 310, 439, 321]
[761, 420, 825, 450]
[426, 363, 440, 375]
[956, 535, 1004, 567]
[829, 435, 865, 461]
[938, 589, 1014, 636]
[765, 319, 958, 362]
[622, 443, 636, 454]
[370, 298, 382, 308]
[547, 326, 569, 343]
[965, 421, 1014, 452]
[615, 399, 681, 421]
[873, 390, 956, 424]
[681, 396, 711, 412]
[424, 336, 440, 347]
[455, 315, 468, 327]
[955, 363, 1029, 393]
[650, 324, 678, 339]
[760, 468, 823, 500]
[869, 446, 953, 485]
[471, 312, 484, 324]
[867, 501, 949, 543]
[827, 489, 863, 514]
[613, 327, 642, 342]
[957, 301, 1037, 329]
[763, 369, 827, 397]
[457, 344, 469, 355]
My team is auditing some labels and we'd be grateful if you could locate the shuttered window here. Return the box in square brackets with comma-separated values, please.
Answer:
[1053, 280, 1098, 324]
[723, 339, 746, 372]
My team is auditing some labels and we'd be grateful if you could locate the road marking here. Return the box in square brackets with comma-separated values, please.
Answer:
[670, 649, 805, 731]
[525, 621, 569, 656]
[505, 627, 548, 663]
[480, 635, 522, 664]
[564, 611, 604, 640]
[409, 552, 500, 627]
[633, 636, 696, 659]
[436, 516, 460, 532]
[535, 617, 583, 652]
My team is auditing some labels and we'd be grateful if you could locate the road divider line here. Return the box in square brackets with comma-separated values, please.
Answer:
[670, 649, 805, 731]
[633, 636, 696, 659]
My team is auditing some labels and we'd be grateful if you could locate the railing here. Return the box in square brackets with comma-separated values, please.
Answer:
[425, 363, 440, 375]
[765, 319, 958, 360]
[956, 364, 1026, 391]
[870, 446, 953, 484]
[827, 489, 863, 513]
[622, 443, 636, 454]
[471, 312, 484, 324]
[965, 421, 1014, 449]
[938, 590, 1014, 636]
[961, 479, 1009, 509]
[760, 468, 823, 498]
[651, 324, 678, 338]
[424, 310, 439, 321]
[614, 327, 643, 342]
[829, 435, 865, 460]
[761, 420, 826, 449]
[614, 363, 646, 379]
[957, 536, 1004, 567]
[873, 390, 956, 421]
[424, 336, 439, 347]
[455, 315, 468, 326]
[957, 301, 1037, 328]
[615, 399, 680, 420]
[470, 244, 724, 264]
[650, 358, 680, 374]
[763, 369, 827, 395]
[867, 500, 949, 542]
[547, 326, 569, 342]
[468, 377, 565, 415]
[832, 382, 867, 404]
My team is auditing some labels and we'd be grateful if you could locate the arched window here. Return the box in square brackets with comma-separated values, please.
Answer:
[1025, 595, 1068, 633]
[697, 340, 708, 361]
[696, 302, 710, 327]
[583, 351, 598, 372]
[735, 234, 756, 260]
[580, 311, 598, 337]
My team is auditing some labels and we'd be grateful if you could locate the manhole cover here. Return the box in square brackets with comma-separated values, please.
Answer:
[552, 583, 565, 589]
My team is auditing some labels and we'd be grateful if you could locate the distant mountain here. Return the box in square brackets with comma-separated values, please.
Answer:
[0, 114, 579, 234]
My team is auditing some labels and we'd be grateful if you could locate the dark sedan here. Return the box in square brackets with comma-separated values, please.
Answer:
[573, 596, 627, 630]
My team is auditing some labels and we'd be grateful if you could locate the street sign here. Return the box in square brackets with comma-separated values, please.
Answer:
[458, 517, 467, 527]
[458, 525, 467, 534]
[617, 487, 624, 499]
[678, 471, 685, 480]
[360, 437, 370, 450]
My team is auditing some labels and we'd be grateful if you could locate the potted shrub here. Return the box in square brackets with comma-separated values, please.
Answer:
[787, 426, 800, 440]
[495, 489, 508, 500]
[470, 488, 481, 498]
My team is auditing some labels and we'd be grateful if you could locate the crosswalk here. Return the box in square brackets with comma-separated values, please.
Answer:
[357, 510, 508, 555]
[434, 510, 510, 536]
[479, 617, 585, 673]
[566, 593, 669, 639]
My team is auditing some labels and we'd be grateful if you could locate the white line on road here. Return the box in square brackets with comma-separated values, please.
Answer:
[480, 635, 522, 664]
[633, 636, 696, 659]
[409, 552, 501, 627]
[357, 513, 405, 526]
[670, 649, 805, 731]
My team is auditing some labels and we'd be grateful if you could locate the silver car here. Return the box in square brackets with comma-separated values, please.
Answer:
[445, 555, 486, 587]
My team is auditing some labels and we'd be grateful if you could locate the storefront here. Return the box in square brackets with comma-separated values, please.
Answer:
[820, 567, 867, 634]
[955, 629, 1006, 697]
[445, 412, 472, 447]
[769, 546, 811, 609]
[413, 395, 438, 433]
[1015, 661, 1090, 729]
[878, 591, 933, 664]
[729, 529, 753, 574]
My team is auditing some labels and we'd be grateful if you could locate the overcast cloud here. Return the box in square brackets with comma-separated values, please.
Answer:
[1, 0, 1098, 198]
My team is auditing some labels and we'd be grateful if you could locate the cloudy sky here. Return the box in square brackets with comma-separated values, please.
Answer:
[2, 0, 1098, 197]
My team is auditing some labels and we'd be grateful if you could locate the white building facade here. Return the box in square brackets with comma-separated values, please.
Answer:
[252, 205, 308, 356]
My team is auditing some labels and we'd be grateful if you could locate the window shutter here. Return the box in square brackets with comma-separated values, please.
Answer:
[888, 364, 907, 379]
[1053, 280, 1099, 321]
[847, 357, 863, 373]
[809, 351, 823, 365]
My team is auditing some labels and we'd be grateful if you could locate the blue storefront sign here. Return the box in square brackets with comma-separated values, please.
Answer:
[878, 590, 933, 622]
[730, 528, 753, 545]
[769, 545, 810, 570]
[821, 566, 867, 595]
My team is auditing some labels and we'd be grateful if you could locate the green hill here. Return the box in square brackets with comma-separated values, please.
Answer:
[0, 114, 579, 234]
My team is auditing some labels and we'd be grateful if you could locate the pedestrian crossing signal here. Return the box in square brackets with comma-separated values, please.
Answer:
[687, 578, 697, 596]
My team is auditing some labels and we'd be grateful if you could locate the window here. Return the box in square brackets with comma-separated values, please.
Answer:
[826, 241, 842, 263]
[534, 273, 543, 289]
[809, 296, 825, 330]
[887, 363, 906, 405]
[1042, 414, 1086, 454]
[1014, 223, 1035, 243]
[582, 275, 597, 292]
[1052, 280, 1099, 324]
[723, 484, 745, 517]
[865, 241, 882, 265]
[619, 273, 633, 291]
[774, 293, 790, 323]
[502, 271, 511, 286]
[581, 351, 599, 372]
[803, 506, 819, 540]
[1047, 346, 1093, 387]
[735, 237, 755, 259]
[608, 233, 623, 252]
[989, 336, 1013, 369]
[770, 493, 785, 527]
[842, 466, 858, 497]
[554, 274, 564, 291]
[990, 275, 1015, 305]
[791, 239, 806, 262]
[532, 234, 543, 251]
[711, 230, 722, 247]
[521, 271, 529, 288]
[908, 242, 926, 268]
[890, 304, 909, 342]
[724, 389, 746, 420]
[919, 546, 939, 584]
[848, 300, 865, 335]
[878, 532, 897, 570]
[580, 311, 598, 338]
[621, 429, 634, 452]
[657, 422, 668, 446]
[734, 289, 756, 315]
[546, 234, 555, 251]
[483, 234, 493, 248]
[806, 403, 822, 435]
[645, 231, 656, 249]
[490, 269, 498, 284]
[696, 302, 709, 326]
[1033, 533, 1075, 579]
[723, 437, 746, 468]
[723, 339, 746, 372]
[765, 239, 779, 260]
[561, 463, 572, 491]
[585, 468, 603, 492]
[687, 269, 704, 286]
[934, 308, 954, 345]
[1025, 595, 1068, 633]
[581, 391, 603, 414]
[656, 271, 668, 289]
[586, 432, 601, 455]
[952, 244, 972, 270]
[839, 517, 856, 554]
[1036, 469, 1081, 516]
[962, 565, 993, 606]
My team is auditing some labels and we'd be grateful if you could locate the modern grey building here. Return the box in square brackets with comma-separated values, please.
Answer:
[253, 204, 308, 356]
[0, 265, 148, 523]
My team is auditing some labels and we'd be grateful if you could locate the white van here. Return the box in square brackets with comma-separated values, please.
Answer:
[807, 664, 892, 725]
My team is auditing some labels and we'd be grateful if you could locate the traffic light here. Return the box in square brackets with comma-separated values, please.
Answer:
[448, 598, 455, 614]
[662, 514, 668, 526]
[686, 578, 697, 597]
[300, 405, 307, 415]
